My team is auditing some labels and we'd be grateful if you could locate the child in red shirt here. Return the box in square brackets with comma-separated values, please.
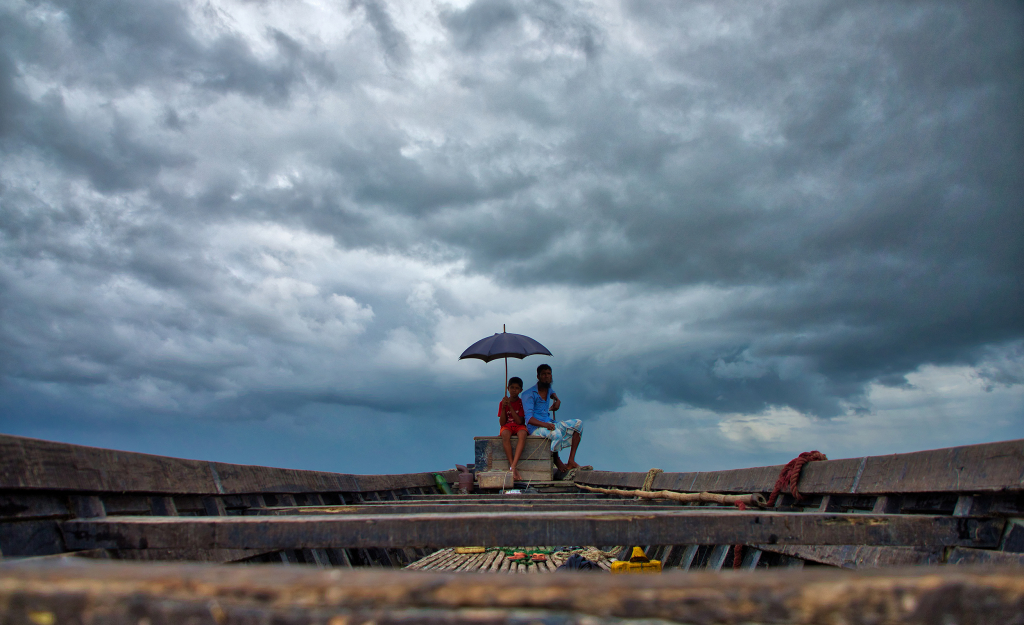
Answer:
[499, 377, 528, 481]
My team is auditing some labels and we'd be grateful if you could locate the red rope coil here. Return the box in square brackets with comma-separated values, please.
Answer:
[766, 451, 828, 507]
[733, 451, 827, 570]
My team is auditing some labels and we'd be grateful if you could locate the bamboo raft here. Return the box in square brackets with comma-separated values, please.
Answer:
[2, 433, 1023, 623]
[404, 547, 617, 572]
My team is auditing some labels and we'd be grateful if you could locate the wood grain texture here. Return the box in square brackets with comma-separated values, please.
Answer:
[947, 548, 1024, 566]
[109, 548, 270, 563]
[0, 434, 457, 495]
[60, 511, 1003, 550]
[756, 545, 946, 568]
[252, 502, 687, 515]
[575, 439, 1024, 495]
[0, 493, 68, 521]
[474, 436, 553, 480]
[3, 561, 1023, 625]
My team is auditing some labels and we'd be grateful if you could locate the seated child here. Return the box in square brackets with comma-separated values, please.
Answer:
[499, 376, 528, 481]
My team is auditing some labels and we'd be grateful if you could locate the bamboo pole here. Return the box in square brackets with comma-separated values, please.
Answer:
[574, 483, 767, 507]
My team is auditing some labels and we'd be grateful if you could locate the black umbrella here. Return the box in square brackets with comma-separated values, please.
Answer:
[460, 325, 552, 396]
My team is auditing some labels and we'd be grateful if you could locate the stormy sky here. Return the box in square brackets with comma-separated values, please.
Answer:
[1, 0, 1021, 474]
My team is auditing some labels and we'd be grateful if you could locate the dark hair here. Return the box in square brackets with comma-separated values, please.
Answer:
[536, 363, 551, 375]
[508, 377, 523, 388]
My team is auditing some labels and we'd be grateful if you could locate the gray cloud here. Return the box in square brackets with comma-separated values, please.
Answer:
[442, 0, 522, 52]
[350, 0, 410, 67]
[0, 0, 1021, 471]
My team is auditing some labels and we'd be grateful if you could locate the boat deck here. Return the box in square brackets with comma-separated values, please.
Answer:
[2, 434, 1023, 621]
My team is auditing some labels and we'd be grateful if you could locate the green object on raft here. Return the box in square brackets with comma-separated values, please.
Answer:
[433, 473, 453, 495]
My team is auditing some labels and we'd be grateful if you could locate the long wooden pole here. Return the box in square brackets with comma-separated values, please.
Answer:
[574, 483, 767, 507]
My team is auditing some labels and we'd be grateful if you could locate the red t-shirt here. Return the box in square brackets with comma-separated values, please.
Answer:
[498, 397, 525, 425]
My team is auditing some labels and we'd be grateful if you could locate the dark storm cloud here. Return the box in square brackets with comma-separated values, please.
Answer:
[0, 0, 1021, 472]
[442, 0, 601, 59]
[350, 0, 410, 67]
[441, 0, 521, 52]
[427, 0, 1024, 416]
[4, 0, 333, 101]
[329, 139, 537, 213]
[18, 91, 192, 191]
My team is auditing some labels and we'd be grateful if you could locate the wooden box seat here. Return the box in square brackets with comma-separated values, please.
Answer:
[474, 436, 554, 483]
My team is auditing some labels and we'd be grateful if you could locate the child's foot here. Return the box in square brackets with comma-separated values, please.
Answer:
[512, 467, 523, 481]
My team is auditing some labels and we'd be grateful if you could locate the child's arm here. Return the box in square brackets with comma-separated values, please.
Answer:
[498, 399, 508, 426]
[513, 401, 526, 424]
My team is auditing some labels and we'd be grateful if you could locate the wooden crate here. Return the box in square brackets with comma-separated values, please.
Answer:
[476, 472, 514, 489]
[474, 436, 553, 482]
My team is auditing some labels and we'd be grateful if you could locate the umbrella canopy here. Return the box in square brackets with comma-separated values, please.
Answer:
[459, 332, 552, 363]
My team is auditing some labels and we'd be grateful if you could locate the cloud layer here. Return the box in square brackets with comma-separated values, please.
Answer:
[1, 0, 1021, 472]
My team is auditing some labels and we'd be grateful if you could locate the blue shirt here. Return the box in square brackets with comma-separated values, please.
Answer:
[522, 384, 556, 434]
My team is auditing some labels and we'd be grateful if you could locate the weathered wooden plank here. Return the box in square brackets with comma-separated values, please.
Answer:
[103, 495, 153, 515]
[947, 548, 1024, 566]
[149, 496, 178, 517]
[756, 545, 945, 568]
[706, 545, 730, 571]
[69, 495, 105, 519]
[475, 437, 552, 458]
[740, 547, 762, 569]
[429, 550, 463, 572]
[575, 439, 1024, 495]
[489, 551, 505, 572]
[421, 550, 461, 571]
[872, 495, 902, 513]
[252, 502, 690, 515]
[0, 433, 457, 495]
[414, 549, 455, 571]
[4, 434, 1020, 502]
[0, 493, 69, 521]
[0, 520, 66, 557]
[398, 493, 605, 501]
[487, 458, 553, 471]
[485, 469, 553, 483]
[60, 511, 1002, 551]
[850, 440, 1024, 494]
[478, 549, 499, 572]
[403, 548, 447, 570]
[110, 548, 270, 563]
[0, 549, 110, 564]
[0, 435, 215, 494]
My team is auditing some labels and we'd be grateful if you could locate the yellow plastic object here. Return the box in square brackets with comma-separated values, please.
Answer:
[610, 547, 662, 574]
[455, 547, 486, 554]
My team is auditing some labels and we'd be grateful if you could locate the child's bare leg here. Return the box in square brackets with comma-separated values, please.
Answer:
[510, 430, 527, 481]
[566, 431, 582, 470]
[500, 429, 515, 471]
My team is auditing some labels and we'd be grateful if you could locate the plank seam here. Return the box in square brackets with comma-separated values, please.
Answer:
[849, 457, 868, 494]
[209, 463, 225, 495]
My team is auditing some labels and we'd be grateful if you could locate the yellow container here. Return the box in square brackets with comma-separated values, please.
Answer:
[610, 547, 662, 574]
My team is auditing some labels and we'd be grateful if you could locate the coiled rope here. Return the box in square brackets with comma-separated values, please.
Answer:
[766, 451, 828, 506]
